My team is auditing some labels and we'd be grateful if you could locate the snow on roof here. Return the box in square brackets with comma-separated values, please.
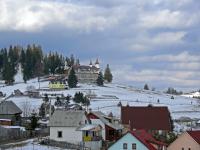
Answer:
[38, 119, 49, 124]
[1, 125, 25, 131]
[0, 119, 11, 121]
[77, 124, 101, 131]
[89, 111, 123, 130]
[49, 110, 86, 127]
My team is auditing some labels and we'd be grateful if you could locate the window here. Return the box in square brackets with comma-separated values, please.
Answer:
[86, 131, 88, 137]
[57, 131, 62, 138]
[132, 143, 136, 150]
[182, 148, 184, 150]
[123, 143, 127, 149]
[188, 148, 191, 150]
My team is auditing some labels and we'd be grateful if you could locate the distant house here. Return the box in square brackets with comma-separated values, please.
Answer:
[65, 59, 100, 83]
[0, 101, 22, 126]
[168, 130, 200, 150]
[121, 105, 173, 133]
[108, 130, 166, 150]
[87, 111, 123, 141]
[14, 89, 23, 96]
[49, 80, 67, 90]
[49, 110, 103, 149]
[26, 90, 40, 98]
[0, 91, 5, 97]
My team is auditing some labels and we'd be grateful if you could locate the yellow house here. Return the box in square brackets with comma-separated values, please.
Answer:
[49, 82, 66, 89]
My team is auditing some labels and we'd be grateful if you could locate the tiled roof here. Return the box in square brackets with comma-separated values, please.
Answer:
[121, 106, 172, 131]
[131, 130, 166, 150]
[187, 130, 200, 145]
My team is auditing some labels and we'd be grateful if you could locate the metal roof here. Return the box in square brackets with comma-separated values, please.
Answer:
[49, 110, 86, 127]
[0, 101, 22, 115]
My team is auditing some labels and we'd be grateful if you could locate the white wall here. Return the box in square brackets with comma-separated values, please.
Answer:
[90, 119, 106, 140]
[50, 127, 83, 144]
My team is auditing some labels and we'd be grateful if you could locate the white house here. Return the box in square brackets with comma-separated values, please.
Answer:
[49, 110, 88, 144]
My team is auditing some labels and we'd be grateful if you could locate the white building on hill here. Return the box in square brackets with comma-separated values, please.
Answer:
[49, 110, 88, 144]
[65, 59, 100, 83]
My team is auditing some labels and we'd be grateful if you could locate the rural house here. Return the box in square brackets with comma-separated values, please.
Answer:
[108, 130, 166, 150]
[49, 110, 103, 149]
[77, 124, 103, 150]
[0, 101, 22, 126]
[168, 130, 200, 150]
[121, 105, 173, 134]
[88, 111, 123, 141]
[49, 110, 90, 144]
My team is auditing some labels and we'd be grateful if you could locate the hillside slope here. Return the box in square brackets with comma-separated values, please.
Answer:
[1, 78, 200, 121]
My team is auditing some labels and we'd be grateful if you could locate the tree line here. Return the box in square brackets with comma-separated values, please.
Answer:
[0, 44, 113, 86]
[0, 44, 79, 84]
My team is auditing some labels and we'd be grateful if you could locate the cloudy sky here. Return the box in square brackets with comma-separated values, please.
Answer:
[0, 0, 200, 90]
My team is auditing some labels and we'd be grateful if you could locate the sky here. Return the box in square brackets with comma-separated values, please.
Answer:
[0, 0, 200, 90]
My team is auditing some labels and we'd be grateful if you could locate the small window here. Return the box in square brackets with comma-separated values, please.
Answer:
[86, 131, 89, 137]
[123, 143, 127, 149]
[57, 131, 62, 138]
[188, 148, 191, 150]
[182, 148, 184, 150]
[132, 143, 136, 150]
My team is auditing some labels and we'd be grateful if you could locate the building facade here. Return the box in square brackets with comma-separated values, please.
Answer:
[65, 59, 100, 83]
[0, 101, 22, 126]
[168, 131, 200, 150]
[49, 110, 89, 144]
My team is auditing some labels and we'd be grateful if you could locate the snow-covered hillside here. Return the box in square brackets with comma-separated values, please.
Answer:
[1, 78, 200, 122]
[182, 91, 200, 98]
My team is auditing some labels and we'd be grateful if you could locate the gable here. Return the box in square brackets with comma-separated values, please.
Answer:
[168, 132, 200, 150]
[108, 133, 149, 150]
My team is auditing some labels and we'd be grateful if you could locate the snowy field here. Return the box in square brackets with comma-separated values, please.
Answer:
[0, 78, 200, 121]
[0, 139, 70, 150]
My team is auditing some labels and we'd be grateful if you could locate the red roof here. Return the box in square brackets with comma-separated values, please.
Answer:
[187, 130, 200, 144]
[121, 106, 172, 131]
[130, 130, 166, 150]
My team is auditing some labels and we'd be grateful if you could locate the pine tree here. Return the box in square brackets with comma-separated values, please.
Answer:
[0, 49, 4, 72]
[39, 103, 46, 118]
[144, 84, 149, 90]
[68, 67, 78, 88]
[104, 64, 113, 83]
[96, 71, 104, 86]
[2, 48, 15, 84]
[30, 113, 38, 130]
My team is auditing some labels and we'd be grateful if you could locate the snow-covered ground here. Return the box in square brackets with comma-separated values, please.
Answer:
[0, 139, 70, 150]
[1, 78, 200, 121]
[182, 91, 200, 98]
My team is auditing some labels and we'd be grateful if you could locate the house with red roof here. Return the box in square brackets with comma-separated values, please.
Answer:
[168, 130, 200, 150]
[87, 111, 123, 141]
[121, 105, 173, 134]
[108, 130, 167, 150]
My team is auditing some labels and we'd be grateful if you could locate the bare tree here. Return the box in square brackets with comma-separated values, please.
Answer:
[21, 100, 33, 117]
